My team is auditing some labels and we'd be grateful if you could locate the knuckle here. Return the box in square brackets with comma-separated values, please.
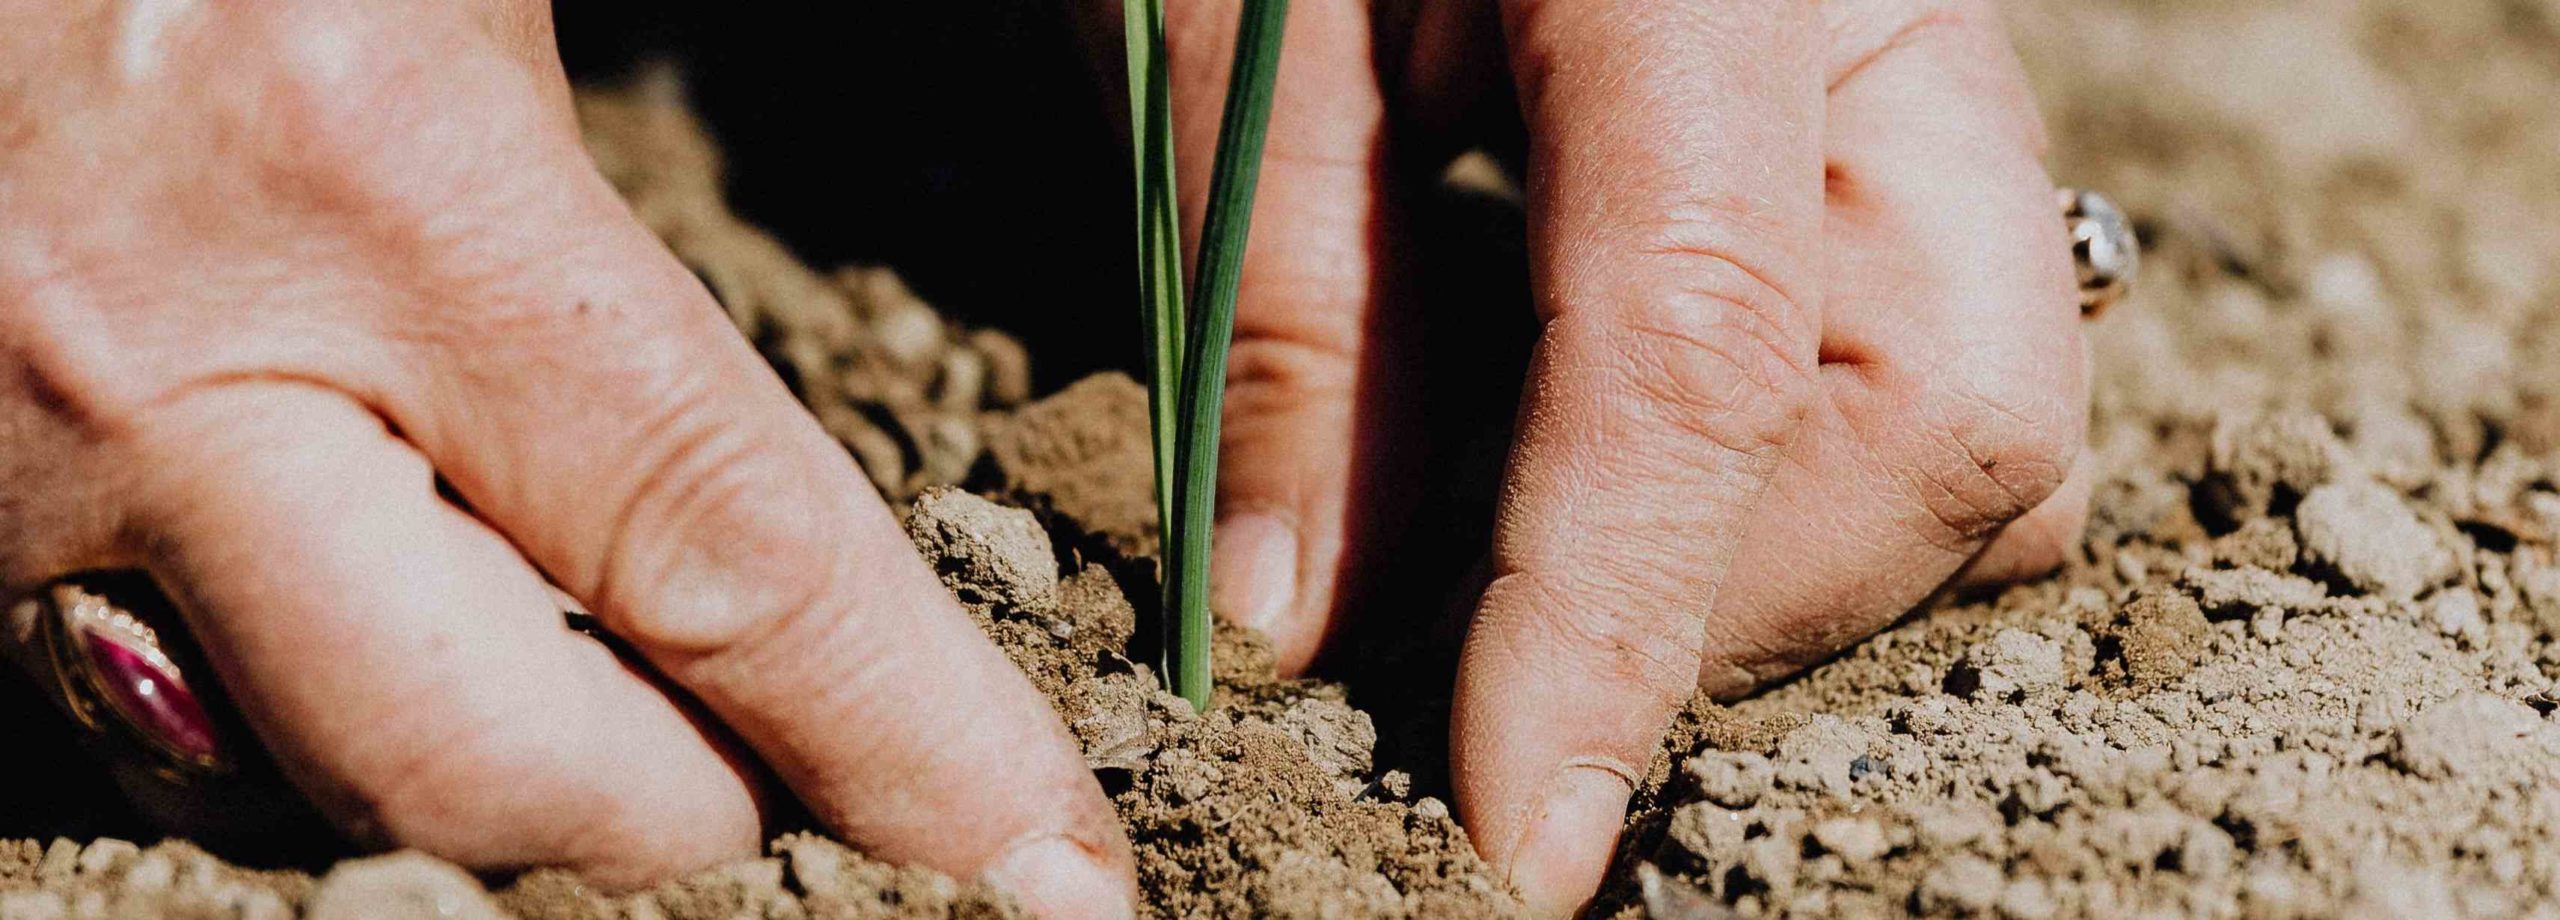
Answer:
[1615, 203, 1817, 382]
[0, 335, 138, 587]
[1572, 276, 1818, 464]
[0, 280, 150, 433]
[1823, 0, 1971, 77]
[587, 403, 852, 660]
[1911, 380, 2079, 539]
[1822, 0, 2049, 149]
[410, 283, 690, 374]
[253, 10, 549, 170]
[1223, 329, 1357, 423]
[1616, 196, 1809, 335]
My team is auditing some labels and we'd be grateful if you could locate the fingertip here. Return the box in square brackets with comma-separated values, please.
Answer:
[984, 833, 1138, 920]
[1956, 448, 2094, 586]
[1454, 576, 1681, 918]
[1501, 761, 1635, 918]
[1209, 511, 1307, 665]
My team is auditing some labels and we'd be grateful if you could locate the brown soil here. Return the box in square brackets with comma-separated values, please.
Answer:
[13, 0, 2560, 916]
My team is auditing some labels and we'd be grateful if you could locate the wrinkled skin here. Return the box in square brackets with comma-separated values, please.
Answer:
[1, 0, 2084, 917]
[1121, 0, 2089, 912]
[0, 3, 1129, 918]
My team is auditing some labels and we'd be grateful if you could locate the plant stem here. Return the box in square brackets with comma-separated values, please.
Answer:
[1123, 0, 1188, 682]
[1166, 0, 1290, 710]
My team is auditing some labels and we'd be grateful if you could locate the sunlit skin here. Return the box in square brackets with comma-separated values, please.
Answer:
[1148, 0, 2089, 912]
[0, 1, 2084, 917]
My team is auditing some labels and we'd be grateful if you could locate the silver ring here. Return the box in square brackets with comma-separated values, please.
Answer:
[2061, 188, 2137, 319]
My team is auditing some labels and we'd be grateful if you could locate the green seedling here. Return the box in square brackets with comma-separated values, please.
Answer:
[1124, 0, 1289, 710]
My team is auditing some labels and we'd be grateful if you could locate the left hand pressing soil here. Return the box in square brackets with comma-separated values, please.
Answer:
[1125, 0, 2091, 913]
[0, 4, 1131, 916]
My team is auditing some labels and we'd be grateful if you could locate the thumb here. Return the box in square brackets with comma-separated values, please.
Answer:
[1452, 0, 1826, 914]
[1166, 0, 1420, 670]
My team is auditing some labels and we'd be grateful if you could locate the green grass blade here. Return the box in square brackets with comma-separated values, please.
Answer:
[1167, 0, 1290, 710]
[1123, 0, 1187, 681]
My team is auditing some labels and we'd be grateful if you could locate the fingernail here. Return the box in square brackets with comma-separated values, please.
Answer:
[984, 834, 1134, 920]
[1506, 762, 1635, 918]
[1211, 512, 1297, 637]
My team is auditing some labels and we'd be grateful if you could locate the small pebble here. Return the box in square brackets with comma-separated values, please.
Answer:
[2431, 588, 2483, 640]
[37, 839, 78, 881]
[74, 839, 137, 876]
[1811, 817, 1890, 866]
[903, 488, 1059, 614]
[1636, 864, 1723, 920]
[1667, 804, 1749, 859]
[123, 850, 175, 893]
[2295, 480, 2454, 601]
[0, 891, 67, 920]
[1849, 753, 1880, 781]
[2000, 876, 2059, 920]
[2116, 552, 2149, 585]
[1950, 630, 2065, 701]
[967, 329, 1034, 406]
[1920, 855, 2004, 914]
[1413, 797, 1452, 823]
[1688, 751, 1775, 808]
[2251, 606, 2286, 643]
[306, 852, 503, 920]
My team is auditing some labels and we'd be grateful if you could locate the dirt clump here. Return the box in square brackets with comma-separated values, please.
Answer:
[983, 372, 1162, 559]
[2087, 590, 2210, 695]
[0, 838, 305, 919]
[906, 487, 1063, 617]
[2294, 479, 2456, 600]
[948, 404, 1517, 918]
[498, 834, 1024, 919]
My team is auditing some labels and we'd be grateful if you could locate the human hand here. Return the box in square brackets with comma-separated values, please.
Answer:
[0, 3, 1129, 915]
[1146, 0, 2090, 912]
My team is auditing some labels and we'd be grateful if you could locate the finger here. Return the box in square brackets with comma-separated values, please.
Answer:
[377, 176, 1133, 915]
[124, 385, 762, 886]
[1698, 0, 2086, 695]
[1450, 0, 1826, 914]
[1955, 443, 2094, 586]
[1162, 0, 1422, 671]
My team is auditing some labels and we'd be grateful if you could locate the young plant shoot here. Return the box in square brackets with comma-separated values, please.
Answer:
[1125, 0, 1289, 710]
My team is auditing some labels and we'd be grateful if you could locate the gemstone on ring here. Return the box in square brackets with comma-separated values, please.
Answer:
[43, 584, 230, 774]
[2061, 188, 2138, 318]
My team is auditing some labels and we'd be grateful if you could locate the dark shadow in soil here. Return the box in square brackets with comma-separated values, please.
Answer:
[556, 1, 1137, 391]
[1319, 168, 1539, 799]
[0, 682, 145, 842]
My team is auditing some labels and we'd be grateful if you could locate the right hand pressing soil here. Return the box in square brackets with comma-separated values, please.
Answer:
[1125, 0, 2093, 914]
[0, 4, 1131, 917]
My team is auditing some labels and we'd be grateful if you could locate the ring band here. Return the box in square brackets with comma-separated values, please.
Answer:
[2061, 187, 2137, 319]
[36, 582, 232, 778]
